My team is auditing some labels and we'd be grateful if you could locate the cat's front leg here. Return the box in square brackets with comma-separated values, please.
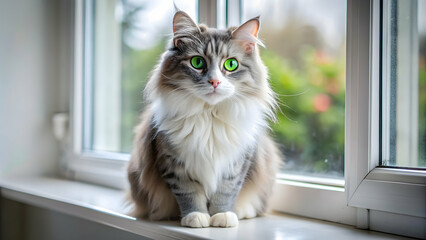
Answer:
[163, 173, 210, 228]
[176, 190, 210, 228]
[208, 158, 251, 228]
[208, 173, 247, 228]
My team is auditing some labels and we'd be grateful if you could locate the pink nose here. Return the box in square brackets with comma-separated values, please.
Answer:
[209, 79, 221, 88]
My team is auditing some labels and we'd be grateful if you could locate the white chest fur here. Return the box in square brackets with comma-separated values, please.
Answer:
[152, 94, 266, 197]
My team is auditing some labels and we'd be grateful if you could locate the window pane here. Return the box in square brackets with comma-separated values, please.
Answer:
[85, 0, 197, 153]
[243, 0, 346, 178]
[381, 0, 426, 168]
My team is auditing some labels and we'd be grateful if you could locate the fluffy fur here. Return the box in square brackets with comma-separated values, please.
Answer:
[128, 11, 281, 228]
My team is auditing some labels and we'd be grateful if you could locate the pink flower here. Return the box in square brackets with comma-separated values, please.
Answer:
[313, 94, 332, 112]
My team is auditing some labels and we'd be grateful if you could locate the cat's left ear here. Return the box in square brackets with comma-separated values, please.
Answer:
[173, 11, 200, 47]
[232, 17, 264, 52]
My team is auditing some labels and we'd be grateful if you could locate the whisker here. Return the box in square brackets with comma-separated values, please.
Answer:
[274, 88, 310, 97]
[275, 98, 296, 113]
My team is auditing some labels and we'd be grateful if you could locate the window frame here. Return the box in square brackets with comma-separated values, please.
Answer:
[345, 0, 425, 236]
[67, 0, 129, 189]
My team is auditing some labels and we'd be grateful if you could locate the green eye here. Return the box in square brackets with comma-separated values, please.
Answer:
[190, 56, 206, 69]
[224, 58, 238, 71]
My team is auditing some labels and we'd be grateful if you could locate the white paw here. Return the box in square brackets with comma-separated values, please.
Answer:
[181, 212, 210, 228]
[235, 203, 257, 219]
[210, 211, 239, 228]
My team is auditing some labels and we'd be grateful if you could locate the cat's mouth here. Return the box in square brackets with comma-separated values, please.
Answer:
[207, 89, 218, 95]
[198, 84, 235, 105]
[206, 88, 226, 97]
[200, 89, 226, 105]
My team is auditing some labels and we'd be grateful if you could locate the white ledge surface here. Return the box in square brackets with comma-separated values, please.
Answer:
[0, 176, 409, 240]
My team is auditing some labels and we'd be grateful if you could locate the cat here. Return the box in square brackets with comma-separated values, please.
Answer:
[127, 10, 281, 228]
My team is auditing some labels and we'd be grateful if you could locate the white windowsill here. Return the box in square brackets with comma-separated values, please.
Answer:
[0, 176, 409, 240]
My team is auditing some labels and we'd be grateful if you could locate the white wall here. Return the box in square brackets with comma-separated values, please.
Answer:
[0, 0, 70, 178]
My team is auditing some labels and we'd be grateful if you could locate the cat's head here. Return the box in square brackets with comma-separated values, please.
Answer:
[151, 11, 269, 106]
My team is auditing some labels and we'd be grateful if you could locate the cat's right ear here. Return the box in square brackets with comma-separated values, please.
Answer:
[232, 17, 264, 52]
[173, 11, 200, 47]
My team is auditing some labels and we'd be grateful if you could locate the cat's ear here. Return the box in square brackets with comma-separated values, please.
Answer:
[232, 17, 264, 52]
[173, 11, 200, 47]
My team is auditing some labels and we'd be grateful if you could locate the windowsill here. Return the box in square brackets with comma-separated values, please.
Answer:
[0, 176, 408, 240]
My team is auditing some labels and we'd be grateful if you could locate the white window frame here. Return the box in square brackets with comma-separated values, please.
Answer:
[68, 0, 356, 224]
[346, 0, 425, 237]
[65, 0, 425, 237]
[66, 0, 129, 189]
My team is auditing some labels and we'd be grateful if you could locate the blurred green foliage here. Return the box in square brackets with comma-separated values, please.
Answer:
[120, 41, 166, 152]
[262, 48, 346, 177]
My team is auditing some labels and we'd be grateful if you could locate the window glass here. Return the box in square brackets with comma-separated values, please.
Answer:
[85, 0, 197, 153]
[243, 0, 347, 179]
[381, 0, 426, 168]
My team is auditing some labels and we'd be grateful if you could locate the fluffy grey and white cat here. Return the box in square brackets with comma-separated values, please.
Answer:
[128, 11, 281, 228]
